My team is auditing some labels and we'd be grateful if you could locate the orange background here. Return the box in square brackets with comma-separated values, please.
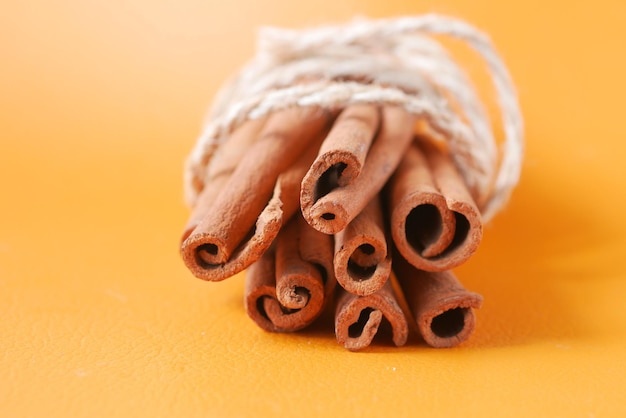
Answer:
[2, 0, 626, 416]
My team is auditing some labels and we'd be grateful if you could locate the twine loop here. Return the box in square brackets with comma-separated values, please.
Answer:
[184, 14, 523, 221]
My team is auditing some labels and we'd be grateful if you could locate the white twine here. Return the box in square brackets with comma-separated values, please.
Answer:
[184, 14, 523, 222]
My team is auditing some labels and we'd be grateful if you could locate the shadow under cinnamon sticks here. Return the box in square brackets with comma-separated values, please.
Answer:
[181, 108, 331, 281]
[386, 137, 482, 272]
[455, 177, 590, 348]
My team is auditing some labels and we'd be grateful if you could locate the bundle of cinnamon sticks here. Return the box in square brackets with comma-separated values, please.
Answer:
[181, 104, 484, 351]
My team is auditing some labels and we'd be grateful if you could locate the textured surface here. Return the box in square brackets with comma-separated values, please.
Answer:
[2, 0, 626, 417]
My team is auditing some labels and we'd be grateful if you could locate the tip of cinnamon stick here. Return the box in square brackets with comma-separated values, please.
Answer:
[181, 233, 229, 268]
[277, 285, 311, 310]
[342, 308, 384, 351]
[307, 200, 349, 234]
[419, 293, 483, 348]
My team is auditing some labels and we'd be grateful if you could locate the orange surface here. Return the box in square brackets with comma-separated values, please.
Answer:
[2, 0, 626, 416]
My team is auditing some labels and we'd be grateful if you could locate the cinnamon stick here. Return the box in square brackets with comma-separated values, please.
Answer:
[301, 106, 416, 234]
[424, 139, 482, 259]
[272, 133, 329, 223]
[334, 280, 408, 351]
[394, 256, 482, 348]
[387, 138, 482, 272]
[244, 249, 285, 332]
[180, 173, 230, 244]
[181, 118, 266, 242]
[300, 104, 380, 213]
[183, 190, 283, 281]
[244, 216, 334, 333]
[274, 214, 335, 313]
[294, 213, 336, 302]
[333, 196, 391, 296]
[181, 107, 330, 280]
[181, 129, 327, 282]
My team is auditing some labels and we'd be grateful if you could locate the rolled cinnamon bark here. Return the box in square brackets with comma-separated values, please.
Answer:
[334, 280, 408, 351]
[272, 134, 329, 223]
[182, 189, 283, 281]
[425, 139, 482, 258]
[181, 107, 330, 280]
[245, 249, 285, 332]
[180, 173, 230, 244]
[181, 118, 266, 242]
[333, 196, 391, 296]
[244, 217, 334, 333]
[293, 213, 336, 302]
[300, 105, 380, 211]
[302, 106, 416, 235]
[181, 128, 327, 282]
[394, 256, 483, 348]
[387, 138, 482, 272]
[275, 214, 335, 313]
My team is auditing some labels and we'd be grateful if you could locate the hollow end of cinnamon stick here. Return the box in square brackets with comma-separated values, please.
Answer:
[334, 281, 408, 351]
[300, 105, 380, 214]
[302, 106, 416, 235]
[336, 242, 392, 297]
[245, 249, 326, 333]
[334, 196, 391, 296]
[420, 300, 480, 348]
[391, 191, 455, 268]
[387, 139, 482, 272]
[305, 157, 357, 202]
[245, 211, 333, 332]
[184, 107, 330, 274]
[182, 233, 229, 268]
[403, 200, 455, 259]
[274, 217, 326, 314]
[181, 190, 284, 281]
[334, 232, 391, 296]
[343, 308, 384, 351]
[245, 250, 280, 332]
[346, 242, 382, 280]
[180, 111, 333, 282]
[307, 200, 350, 235]
[394, 258, 482, 348]
[275, 273, 324, 314]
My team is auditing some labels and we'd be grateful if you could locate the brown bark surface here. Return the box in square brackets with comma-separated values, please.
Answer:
[394, 256, 482, 348]
[387, 138, 482, 271]
[181, 108, 330, 281]
[302, 106, 415, 234]
[300, 105, 380, 214]
[333, 196, 391, 296]
[334, 280, 408, 351]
